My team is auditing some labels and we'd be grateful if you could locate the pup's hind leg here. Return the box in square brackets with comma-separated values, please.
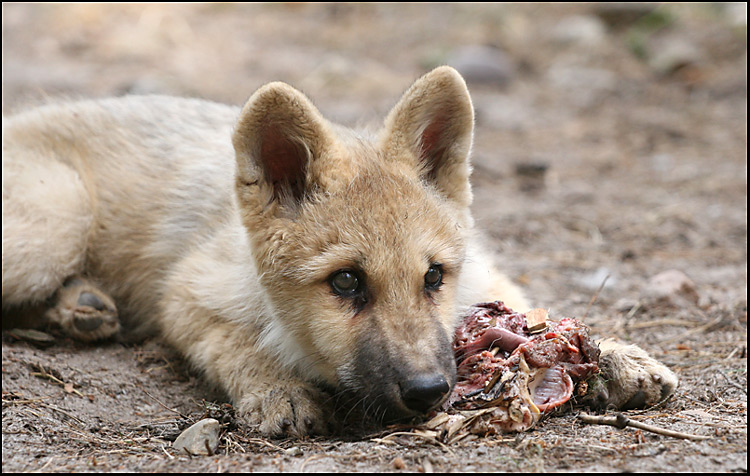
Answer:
[2, 150, 118, 340]
[45, 276, 120, 341]
[2, 153, 90, 305]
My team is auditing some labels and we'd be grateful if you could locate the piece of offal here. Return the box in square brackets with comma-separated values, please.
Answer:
[426, 301, 600, 439]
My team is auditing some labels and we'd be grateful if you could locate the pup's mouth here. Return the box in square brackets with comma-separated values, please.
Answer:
[341, 325, 457, 425]
[342, 367, 457, 425]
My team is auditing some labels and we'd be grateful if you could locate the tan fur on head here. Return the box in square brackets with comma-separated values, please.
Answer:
[227, 69, 477, 402]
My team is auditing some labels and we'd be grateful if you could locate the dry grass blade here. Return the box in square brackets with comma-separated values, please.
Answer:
[718, 370, 747, 395]
[372, 431, 455, 454]
[29, 365, 85, 398]
[582, 274, 609, 321]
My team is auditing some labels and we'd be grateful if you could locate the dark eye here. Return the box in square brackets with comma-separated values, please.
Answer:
[330, 270, 360, 296]
[424, 264, 443, 290]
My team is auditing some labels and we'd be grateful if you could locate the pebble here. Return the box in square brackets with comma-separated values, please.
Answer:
[546, 63, 617, 108]
[593, 3, 656, 29]
[577, 267, 617, 291]
[284, 446, 303, 457]
[445, 45, 516, 87]
[647, 36, 702, 76]
[613, 297, 639, 313]
[173, 418, 220, 456]
[6, 328, 56, 347]
[514, 162, 549, 192]
[725, 2, 747, 28]
[644, 269, 699, 306]
[550, 15, 607, 45]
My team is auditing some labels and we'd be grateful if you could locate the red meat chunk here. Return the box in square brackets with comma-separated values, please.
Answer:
[441, 302, 600, 433]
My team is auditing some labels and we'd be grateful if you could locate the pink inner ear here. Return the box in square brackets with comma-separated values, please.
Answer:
[419, 117, 449, 180]
[259, 125, 307, 201]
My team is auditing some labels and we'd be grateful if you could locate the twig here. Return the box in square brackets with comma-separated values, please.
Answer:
[243, 437, 287, 452]
[140, 388, 189, 419]
[161, 444, 175, 460]
[40, 402, 85, 425]
[30, 365, 85, 398]
[718, 370, 747, 395]
[372, 431, 455, 454]
[627, 318, 701, 329]
[2, 395, 54, 405]
[582, 274, 609, 321]
[663, 313, 724, 345]
[578, 412, 711, 441]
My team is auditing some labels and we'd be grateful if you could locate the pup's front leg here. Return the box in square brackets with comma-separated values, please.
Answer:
[160, 294, 332, 437]
[232, 350, 333, 437]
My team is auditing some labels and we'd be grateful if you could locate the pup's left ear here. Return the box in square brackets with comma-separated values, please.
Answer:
[380, 66, 474, 211]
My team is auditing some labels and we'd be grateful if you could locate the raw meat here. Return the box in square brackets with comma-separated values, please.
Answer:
[430, 301, 600, 437]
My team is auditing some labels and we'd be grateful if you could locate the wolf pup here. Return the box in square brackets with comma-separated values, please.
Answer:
[2, 66, 677, 436]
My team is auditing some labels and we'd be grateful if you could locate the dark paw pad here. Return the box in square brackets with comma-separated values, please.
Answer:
[621, 390, 647, 410]
[73, 315, 104, 332]
[77, 292, 108, 311]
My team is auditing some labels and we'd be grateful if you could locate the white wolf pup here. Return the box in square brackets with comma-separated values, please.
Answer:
[2, 66, 677, 436]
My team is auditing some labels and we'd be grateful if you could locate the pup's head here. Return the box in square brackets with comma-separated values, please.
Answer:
[232, 66, 474, 423]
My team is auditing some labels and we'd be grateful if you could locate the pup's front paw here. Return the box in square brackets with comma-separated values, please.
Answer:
[238, 382, 332, 437]
[592, 340, 678, 410]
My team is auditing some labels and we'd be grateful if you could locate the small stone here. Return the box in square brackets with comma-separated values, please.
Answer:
[392, 456, 406, 470]
[6, 328, 56, 347]
[515, 162, 549, 192]
[613, 297, 639, 313]
[284, 446, 303, 457]
[577, 267, 616, 291]
[593, 3, 656, 29]
[446, 45, 516, 87]
[173, 418, 220, 456]
[725, 2, 747, 28]
[546, 64, 617, 108]
[550, 15, 607, 45]
[648, 36, 702, 76]
[644, 269, 699, 306]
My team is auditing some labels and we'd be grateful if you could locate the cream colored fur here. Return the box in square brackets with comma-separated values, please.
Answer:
[2, 67, 676, 436]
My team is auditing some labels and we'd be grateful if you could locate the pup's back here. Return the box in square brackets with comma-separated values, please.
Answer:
[2, 96, 239, 324]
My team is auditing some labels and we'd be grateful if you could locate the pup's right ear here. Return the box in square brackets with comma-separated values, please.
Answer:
[233, 82, 334, 218]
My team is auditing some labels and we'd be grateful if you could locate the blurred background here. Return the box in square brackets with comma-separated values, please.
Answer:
[3, 3, 746, 115]
[2, 2, 747, 318]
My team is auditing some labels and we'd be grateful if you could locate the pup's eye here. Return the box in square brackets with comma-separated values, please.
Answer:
[424, 264, 443, 290]
[330, 270, 360, 296]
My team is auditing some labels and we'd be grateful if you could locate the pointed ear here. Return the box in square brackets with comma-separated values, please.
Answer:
[233, 82, 333, 215]
[380, 66, 475, 209]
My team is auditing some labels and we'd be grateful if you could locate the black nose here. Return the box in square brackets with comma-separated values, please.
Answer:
[400, 374, 451, 414]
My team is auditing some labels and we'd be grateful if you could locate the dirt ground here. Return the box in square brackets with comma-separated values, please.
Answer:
[2, 3, 746, 473]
